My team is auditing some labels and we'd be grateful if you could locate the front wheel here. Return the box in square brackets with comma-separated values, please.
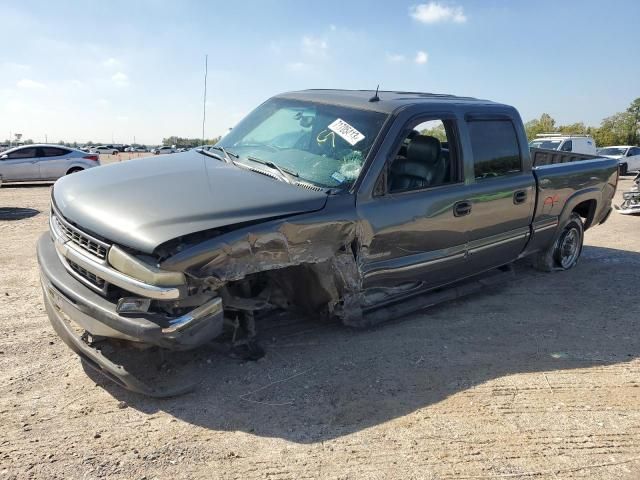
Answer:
[533, 213, 584, 272]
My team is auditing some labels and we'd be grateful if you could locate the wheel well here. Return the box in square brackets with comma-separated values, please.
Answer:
[572, 199, 597, 230]
[66, 167, 84, 175]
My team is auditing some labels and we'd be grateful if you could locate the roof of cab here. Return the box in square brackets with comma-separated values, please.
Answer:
[275, 89, 502, 114]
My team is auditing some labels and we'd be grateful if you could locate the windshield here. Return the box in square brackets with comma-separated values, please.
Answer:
[598, 147, 628, 156]
[529, 140, 562, 150]
[216, 98, 388, 188]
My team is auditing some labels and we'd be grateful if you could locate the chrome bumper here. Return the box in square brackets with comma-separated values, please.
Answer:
[37, 234, 225, 350]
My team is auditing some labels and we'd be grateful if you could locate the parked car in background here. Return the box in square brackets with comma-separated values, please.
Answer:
[597, 145, 640, 175]
[90, 145, 119, 155]
[529, 134, 597, 155]
[152, 146, 175, 155]
[0, 144, 100, 182]
[0, 144, 10, 153]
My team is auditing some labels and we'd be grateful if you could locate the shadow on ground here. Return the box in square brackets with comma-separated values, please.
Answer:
[0, 207, 40, 220]
[86, 245, 640, 443]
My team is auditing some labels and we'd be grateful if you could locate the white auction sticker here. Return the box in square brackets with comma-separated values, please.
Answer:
[328, 118, 365, 146]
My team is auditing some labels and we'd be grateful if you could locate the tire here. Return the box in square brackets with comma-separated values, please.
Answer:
[66, 167, 83, 175]
[113, 150, 118, 155]
[620, 163, 628, 176]
[533, 213, 584, 272]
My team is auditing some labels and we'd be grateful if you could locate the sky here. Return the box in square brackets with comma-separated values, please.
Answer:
[1, 0, 638, 145]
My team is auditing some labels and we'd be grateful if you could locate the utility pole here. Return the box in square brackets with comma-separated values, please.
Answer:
[202, 54, 208, 146]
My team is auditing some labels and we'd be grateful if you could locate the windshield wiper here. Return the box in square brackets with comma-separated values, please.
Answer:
[196, 145, 239, 165]
[246, 155, 299, 184]
[208, 145, 239, 163]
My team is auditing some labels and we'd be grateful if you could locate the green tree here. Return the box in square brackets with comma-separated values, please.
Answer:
[626, 97, 640, 144]
[419, 124, 447, 142]
[525, 113, 557, 141]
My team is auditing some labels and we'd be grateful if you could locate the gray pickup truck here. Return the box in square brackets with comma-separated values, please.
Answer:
[37, 90, 618, 395]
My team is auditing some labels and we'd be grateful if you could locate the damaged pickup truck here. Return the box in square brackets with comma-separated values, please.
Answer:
[37, 89, 618, 395]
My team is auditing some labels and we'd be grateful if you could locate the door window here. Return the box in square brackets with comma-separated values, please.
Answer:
[468, 120, 521, 179]
[42, 147, 69, 157]
[5, 147, 38, 159]
[560, 140, 573, 152]
[387, 119, 460, 193]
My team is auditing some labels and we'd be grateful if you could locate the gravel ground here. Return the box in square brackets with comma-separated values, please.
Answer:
[0, 159, 639, 479]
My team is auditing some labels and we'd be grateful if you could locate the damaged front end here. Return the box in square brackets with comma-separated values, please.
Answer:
[615, 172, 640, 215]
[38, 200, 363, 396]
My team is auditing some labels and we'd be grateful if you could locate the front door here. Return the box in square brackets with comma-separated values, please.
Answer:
[358, 117, 474, 293]
[0, 146, 40, 181]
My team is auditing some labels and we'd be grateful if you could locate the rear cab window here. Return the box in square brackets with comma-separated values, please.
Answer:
[467, 120, 522, 180]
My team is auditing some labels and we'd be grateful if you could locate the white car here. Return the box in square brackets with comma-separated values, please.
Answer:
[598, 146, 640, 176]
[0, 144, 100, 183]
[529, 134, 597, 155]
[152, 146, 175, 155]
[90, 145, 119, 155]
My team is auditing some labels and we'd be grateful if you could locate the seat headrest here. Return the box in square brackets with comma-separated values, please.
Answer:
[407, 135, 442, 165]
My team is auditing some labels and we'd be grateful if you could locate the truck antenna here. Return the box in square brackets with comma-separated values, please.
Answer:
[369, 85, 380, 102]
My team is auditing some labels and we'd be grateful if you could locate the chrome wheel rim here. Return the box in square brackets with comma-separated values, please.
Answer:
[559, 227, 580, 268]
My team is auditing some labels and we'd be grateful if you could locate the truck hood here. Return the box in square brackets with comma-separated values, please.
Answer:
[53, 151, 328, 253]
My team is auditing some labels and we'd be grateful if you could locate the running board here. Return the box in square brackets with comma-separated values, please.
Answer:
[349, 265, 515, 329]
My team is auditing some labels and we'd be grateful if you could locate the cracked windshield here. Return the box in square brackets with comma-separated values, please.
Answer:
[217, 98, 388, 188]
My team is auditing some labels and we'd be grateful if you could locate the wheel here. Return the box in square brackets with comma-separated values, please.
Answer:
[620, 163, 628, 176]
[533, 213, 584, 272]
[113, 150, 118, 155]
[66, 167, 83, 175]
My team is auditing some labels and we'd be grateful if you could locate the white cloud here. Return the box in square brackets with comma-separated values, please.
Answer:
[102, 57, 122, 68]
[387, 53, 406, 62]
[302, 35, 328, 56]
[415, 51, 429, 64]
[16, 79, 45, 89]
[70, 79, 84, 88]
[116, 115, 129, 122]
[111, 72, 129, 87]
[410, 2, 467, 24]
[3, 62, 31, 71]
[286, 62, 311, 72]
[96, 98, 109, 106]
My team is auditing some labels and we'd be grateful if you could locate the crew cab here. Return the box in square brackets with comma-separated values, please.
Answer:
[37, 90, 618, 395]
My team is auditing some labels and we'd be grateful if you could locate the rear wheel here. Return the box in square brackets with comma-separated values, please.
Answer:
[66, 167, 83, 175]
[620, 163, 628, 176]
[533, 213, 584, 272]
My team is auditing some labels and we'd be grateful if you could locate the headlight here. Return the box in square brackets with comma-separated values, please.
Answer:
[108, 245, 186, 287]
[622, 192, 640, 200]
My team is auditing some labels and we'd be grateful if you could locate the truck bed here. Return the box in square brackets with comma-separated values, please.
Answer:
[530, 147, 601, 167]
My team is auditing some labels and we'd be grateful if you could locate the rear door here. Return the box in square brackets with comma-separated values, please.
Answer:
[462, 115, 536, 273]
[0, 146, 40, 181]
[38, 146, 72, 180]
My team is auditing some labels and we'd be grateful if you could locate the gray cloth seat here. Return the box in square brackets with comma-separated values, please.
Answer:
[389, 135, 447, 191]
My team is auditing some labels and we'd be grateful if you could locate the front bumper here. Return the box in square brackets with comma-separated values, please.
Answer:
[37, 234, 225, 395]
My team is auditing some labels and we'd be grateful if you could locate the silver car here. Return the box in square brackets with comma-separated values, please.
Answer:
[0, 144, 101, 183]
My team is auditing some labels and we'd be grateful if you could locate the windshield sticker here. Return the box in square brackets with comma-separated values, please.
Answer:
[328, 118, 365, 146]
[331, 171, 346, 183]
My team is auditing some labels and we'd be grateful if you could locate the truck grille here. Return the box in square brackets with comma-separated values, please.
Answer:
[68, 259, 107, 289]
[53, 214, 109, 260]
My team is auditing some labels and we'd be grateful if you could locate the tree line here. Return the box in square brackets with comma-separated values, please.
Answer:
[525, 97, 640, 146]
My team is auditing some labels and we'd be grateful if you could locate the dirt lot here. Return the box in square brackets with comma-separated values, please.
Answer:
[1, 159, 639, 479]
